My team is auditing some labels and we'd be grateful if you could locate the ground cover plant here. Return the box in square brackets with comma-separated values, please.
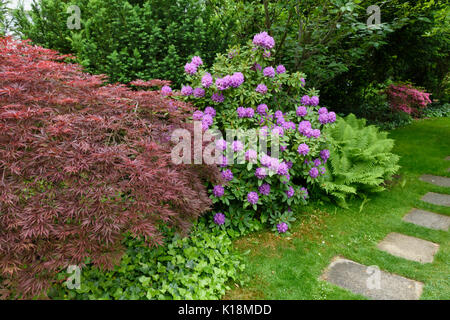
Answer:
[0, 36, 221, 299]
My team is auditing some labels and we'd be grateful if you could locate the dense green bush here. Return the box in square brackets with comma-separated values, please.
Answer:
[319, 114, 400, 206]
[13, 0, 231, 86]
[49, 224, 243, 300]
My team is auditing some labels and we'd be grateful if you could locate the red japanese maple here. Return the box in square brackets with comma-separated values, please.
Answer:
[0, 37, 220, 298]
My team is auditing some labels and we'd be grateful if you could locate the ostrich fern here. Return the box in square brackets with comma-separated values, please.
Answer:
[321, 114, 400, 206]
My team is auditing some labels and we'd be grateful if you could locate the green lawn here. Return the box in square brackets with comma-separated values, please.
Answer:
[225, 117, 450, 300]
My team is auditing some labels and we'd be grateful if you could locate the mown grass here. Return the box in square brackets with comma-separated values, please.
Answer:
[224, 117, 450, 300]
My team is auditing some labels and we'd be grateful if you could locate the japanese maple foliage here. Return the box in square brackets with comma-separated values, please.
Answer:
[0, 37, 220, 298]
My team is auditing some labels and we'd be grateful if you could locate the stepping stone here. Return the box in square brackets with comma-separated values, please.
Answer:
[421, 192, 450, 207]
[321, 257, 423, 300]
[377, 233, 439, 263]
[403, 209, 450, 231]
[419, 174, 450, 187]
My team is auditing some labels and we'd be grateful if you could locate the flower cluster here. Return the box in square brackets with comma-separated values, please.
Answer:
[184, 56, 203, 75]
[252, 31, 275, 50]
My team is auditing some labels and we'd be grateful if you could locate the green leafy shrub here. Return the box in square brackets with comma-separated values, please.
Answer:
[319, 114, 400, 206]
[49, 224, 243, 300]
[12, 0, 230, 87]
[174, 32, 337, 236]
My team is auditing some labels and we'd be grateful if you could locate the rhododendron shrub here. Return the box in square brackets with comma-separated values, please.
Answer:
[0, 37, 220, 298]
[385, 83, 432, 115]
[172, 32, 337, 236]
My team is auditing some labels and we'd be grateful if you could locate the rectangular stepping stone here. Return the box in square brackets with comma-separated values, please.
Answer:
[377, 233, 439, 263]
[321, 257, 423, 300]
[419, 174, 450, 187]
[403, 209, 450, 231]
[421, 192, 450, 207]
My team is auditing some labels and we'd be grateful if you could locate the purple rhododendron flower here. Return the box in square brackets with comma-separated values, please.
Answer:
[318, 113, 328, 124]
[257, 104, 268, 115]
[255, 167, 267, 179]
[298, 120, 312, 135]
[268, 158, 280, 172]
[232, 140, 244, 152]
[314, 158, 322, 167]
[277, 222, 288, 234]
[276, 65, 286, 74]
[283, 121, 296, 130]
[311, 129, 321, 139]
[327, 112, 336, 123]
[301, 95, 310, 105]
[280, 145, 287, 152]
[310, 96, 320, 106]
[263, 50, 271, 58]
[193, 87, 205, 98]
[213, 185, 225, 197]
[247, 191, 259, 204]
[263, 66, 275, 78]
[252, 31, 275, 49]
[320, 149, 330, 161]
[214, 213, 225, 225]
[309, 167, 319, 178]
[296, 106, 308, 117]
[297, 143, 310, 156]
[161, 85, 172, 96]
[285, 161, 293, 169]
[215, 77, 228, 91]
[215, 139, 227, 151]
[254, 63, 262, 71]
[181, 85, 193, 96]
[221, 169, 233, 182]
[256, 83, 268, 94]
[184, 62, 197, 75]
[201, 73, 213, 88]
[277, 162, 289, 176]
[286, 186, 295, 198]
[319, 167, 326, 175]
[245, 149, 258, 162]
[318, 107, 328, 114]
[260, 154, 271, 167]
[211, 93, 224, 103]
[245, 107, 255, 118]
[204, 106, 216, 117]
[237, 106, 247, 118]
[230, 72, 245, 88]
[258, 183, 271, 195]
[274, 110, 284, 118]
[193, 110, 203, 120]
[191, 56, 203, 67]
[272, 126, 284, 136]
[259, 126, 269, 137]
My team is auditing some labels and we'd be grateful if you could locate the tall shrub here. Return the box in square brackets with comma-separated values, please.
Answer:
[12, 0, 231, 87]
[0, 37, 220, 298]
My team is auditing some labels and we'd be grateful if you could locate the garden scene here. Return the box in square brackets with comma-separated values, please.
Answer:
[0, 0, 449, 302]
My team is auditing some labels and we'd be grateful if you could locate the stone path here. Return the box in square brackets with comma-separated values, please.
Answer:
[421, 192, 450, 207]
[377, 232, 439, 263]
[403, 209, 450, 231]
[419, 174, 450, 187]
[321, 257, 423, 300]
[321, 156, 449, 299]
